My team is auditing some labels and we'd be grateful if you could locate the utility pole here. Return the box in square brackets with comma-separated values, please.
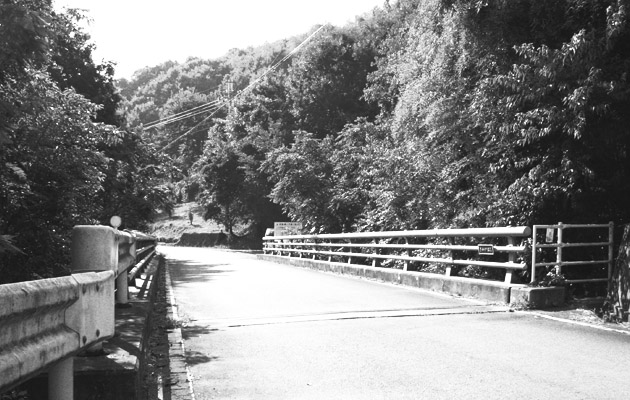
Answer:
[225, 79, 234, 110]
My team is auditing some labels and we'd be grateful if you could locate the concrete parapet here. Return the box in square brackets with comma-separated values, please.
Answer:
[258, 255, 512, 304]
[510, 286, 566, 309]
[258, 255, 564, 307]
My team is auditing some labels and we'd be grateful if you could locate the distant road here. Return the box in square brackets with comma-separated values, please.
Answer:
[162, 246, 630, 400]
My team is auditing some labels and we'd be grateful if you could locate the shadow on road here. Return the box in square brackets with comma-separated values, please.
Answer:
[167, 259, 232, 284]
[182, 323, 220, 366]
[185, 349, 219, 366]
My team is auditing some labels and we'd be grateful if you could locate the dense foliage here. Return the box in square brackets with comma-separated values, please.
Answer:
[0, 0, 164, 283]
[123, 0, 630, 276]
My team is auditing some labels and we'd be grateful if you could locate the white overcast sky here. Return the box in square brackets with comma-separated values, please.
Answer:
[53, 0, 386, 79]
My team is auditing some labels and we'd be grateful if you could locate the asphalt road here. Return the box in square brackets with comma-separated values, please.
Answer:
[161, 246, 630, 400]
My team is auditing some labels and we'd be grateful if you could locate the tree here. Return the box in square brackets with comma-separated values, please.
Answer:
[48, 8, 122, 125]
[286, 26, 379, 138]
[194, 131, 249, 235]
[0, 1, 160, 283]
[263, 133, 340, 233]
[0, 70, 112, 282]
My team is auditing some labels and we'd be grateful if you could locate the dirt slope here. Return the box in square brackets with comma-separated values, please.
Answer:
[149, 202, 261, 249]
[149, 202, 222, 243]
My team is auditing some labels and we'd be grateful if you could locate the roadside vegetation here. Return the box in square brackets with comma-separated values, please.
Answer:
[3, 0, 630, 286]
[123, 0, 630, 284]
[0, 1, 171, 283]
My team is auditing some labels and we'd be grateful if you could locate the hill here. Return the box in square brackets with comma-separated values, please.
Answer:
[149, 202, 261, 249]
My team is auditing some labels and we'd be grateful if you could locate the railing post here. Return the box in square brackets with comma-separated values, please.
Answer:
[504, 236, 516, 283]
[348, 239, 353, 264]
[403, 238, 410, 271]
[48, 357, 73, 400]
[531, 225, 537, 283]
[372, 239, 380, 268]
[444, 238, 454, 276]
[556, 222, 564, 275]
[328, 240, 332, 262]
[298, 238, 303, 258]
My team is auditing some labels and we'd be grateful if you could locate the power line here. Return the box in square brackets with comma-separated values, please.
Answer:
[144, 99, 221, 130]
[158, 107, 223, 153]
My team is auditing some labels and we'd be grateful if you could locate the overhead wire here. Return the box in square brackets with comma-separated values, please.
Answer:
[143, 99, 221, 130]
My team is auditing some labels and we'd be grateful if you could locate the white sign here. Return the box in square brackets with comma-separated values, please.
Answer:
[274, 222, 303, 236]
[478, 244, 495, 255]
[546, 228, 555, 243]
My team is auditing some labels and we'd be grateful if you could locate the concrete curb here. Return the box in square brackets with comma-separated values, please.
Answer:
[257, 254, 565, 308]
[164, 259, 196, 400]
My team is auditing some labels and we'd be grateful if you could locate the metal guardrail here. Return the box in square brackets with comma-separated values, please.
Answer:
[263, 227, 531, 284]
[0, 225, 157, 399]
[531, 222, 613, 287]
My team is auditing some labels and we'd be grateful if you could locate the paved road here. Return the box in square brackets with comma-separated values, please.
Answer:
[161, 246, 630, 400]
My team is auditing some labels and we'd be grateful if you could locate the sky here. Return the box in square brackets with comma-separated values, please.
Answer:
[53, 0, 386, 79]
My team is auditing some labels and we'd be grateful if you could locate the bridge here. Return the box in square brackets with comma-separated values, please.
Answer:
[163, 246, 630, 399]
[1, 224, 629, 399]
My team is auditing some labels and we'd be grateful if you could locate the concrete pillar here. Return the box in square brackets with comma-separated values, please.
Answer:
[48, 357, 73, 400]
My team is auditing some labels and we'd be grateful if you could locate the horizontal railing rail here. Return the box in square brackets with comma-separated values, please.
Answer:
[0, 225, 157, 399]
[263, 227, 531, 284]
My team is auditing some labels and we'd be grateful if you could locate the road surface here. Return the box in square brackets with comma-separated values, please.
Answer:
[161, 246, 630, 400]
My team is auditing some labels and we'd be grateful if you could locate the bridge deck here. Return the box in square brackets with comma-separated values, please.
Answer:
[161, 246, 630, 400]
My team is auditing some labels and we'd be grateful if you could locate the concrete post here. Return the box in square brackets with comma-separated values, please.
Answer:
[71, 226, 117, 273]
[48, 357, 73, 400]
[71, 226, 120, 353]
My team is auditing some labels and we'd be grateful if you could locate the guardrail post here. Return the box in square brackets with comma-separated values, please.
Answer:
[71, 226, 117, 273]
[49, 357, 73, 400]
[116, 271, 129, 306]
[404, 238, 410, 271]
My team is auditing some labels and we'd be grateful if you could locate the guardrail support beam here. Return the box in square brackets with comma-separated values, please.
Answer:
[116, 270, 129, 306]
[48, 355, 73, 400]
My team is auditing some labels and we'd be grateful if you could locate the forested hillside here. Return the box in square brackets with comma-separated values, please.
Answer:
[4, 0, 629, 283]
[123, 0, 630, 244]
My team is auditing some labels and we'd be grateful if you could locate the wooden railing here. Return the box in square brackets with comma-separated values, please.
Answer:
[263, 227, 531, 284]
[0, 225, 157, 399]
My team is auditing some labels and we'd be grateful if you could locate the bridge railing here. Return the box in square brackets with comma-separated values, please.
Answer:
[263, 227, 531, 284]
[531, 222, 614, 287]
[0, 225, 157, 400]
